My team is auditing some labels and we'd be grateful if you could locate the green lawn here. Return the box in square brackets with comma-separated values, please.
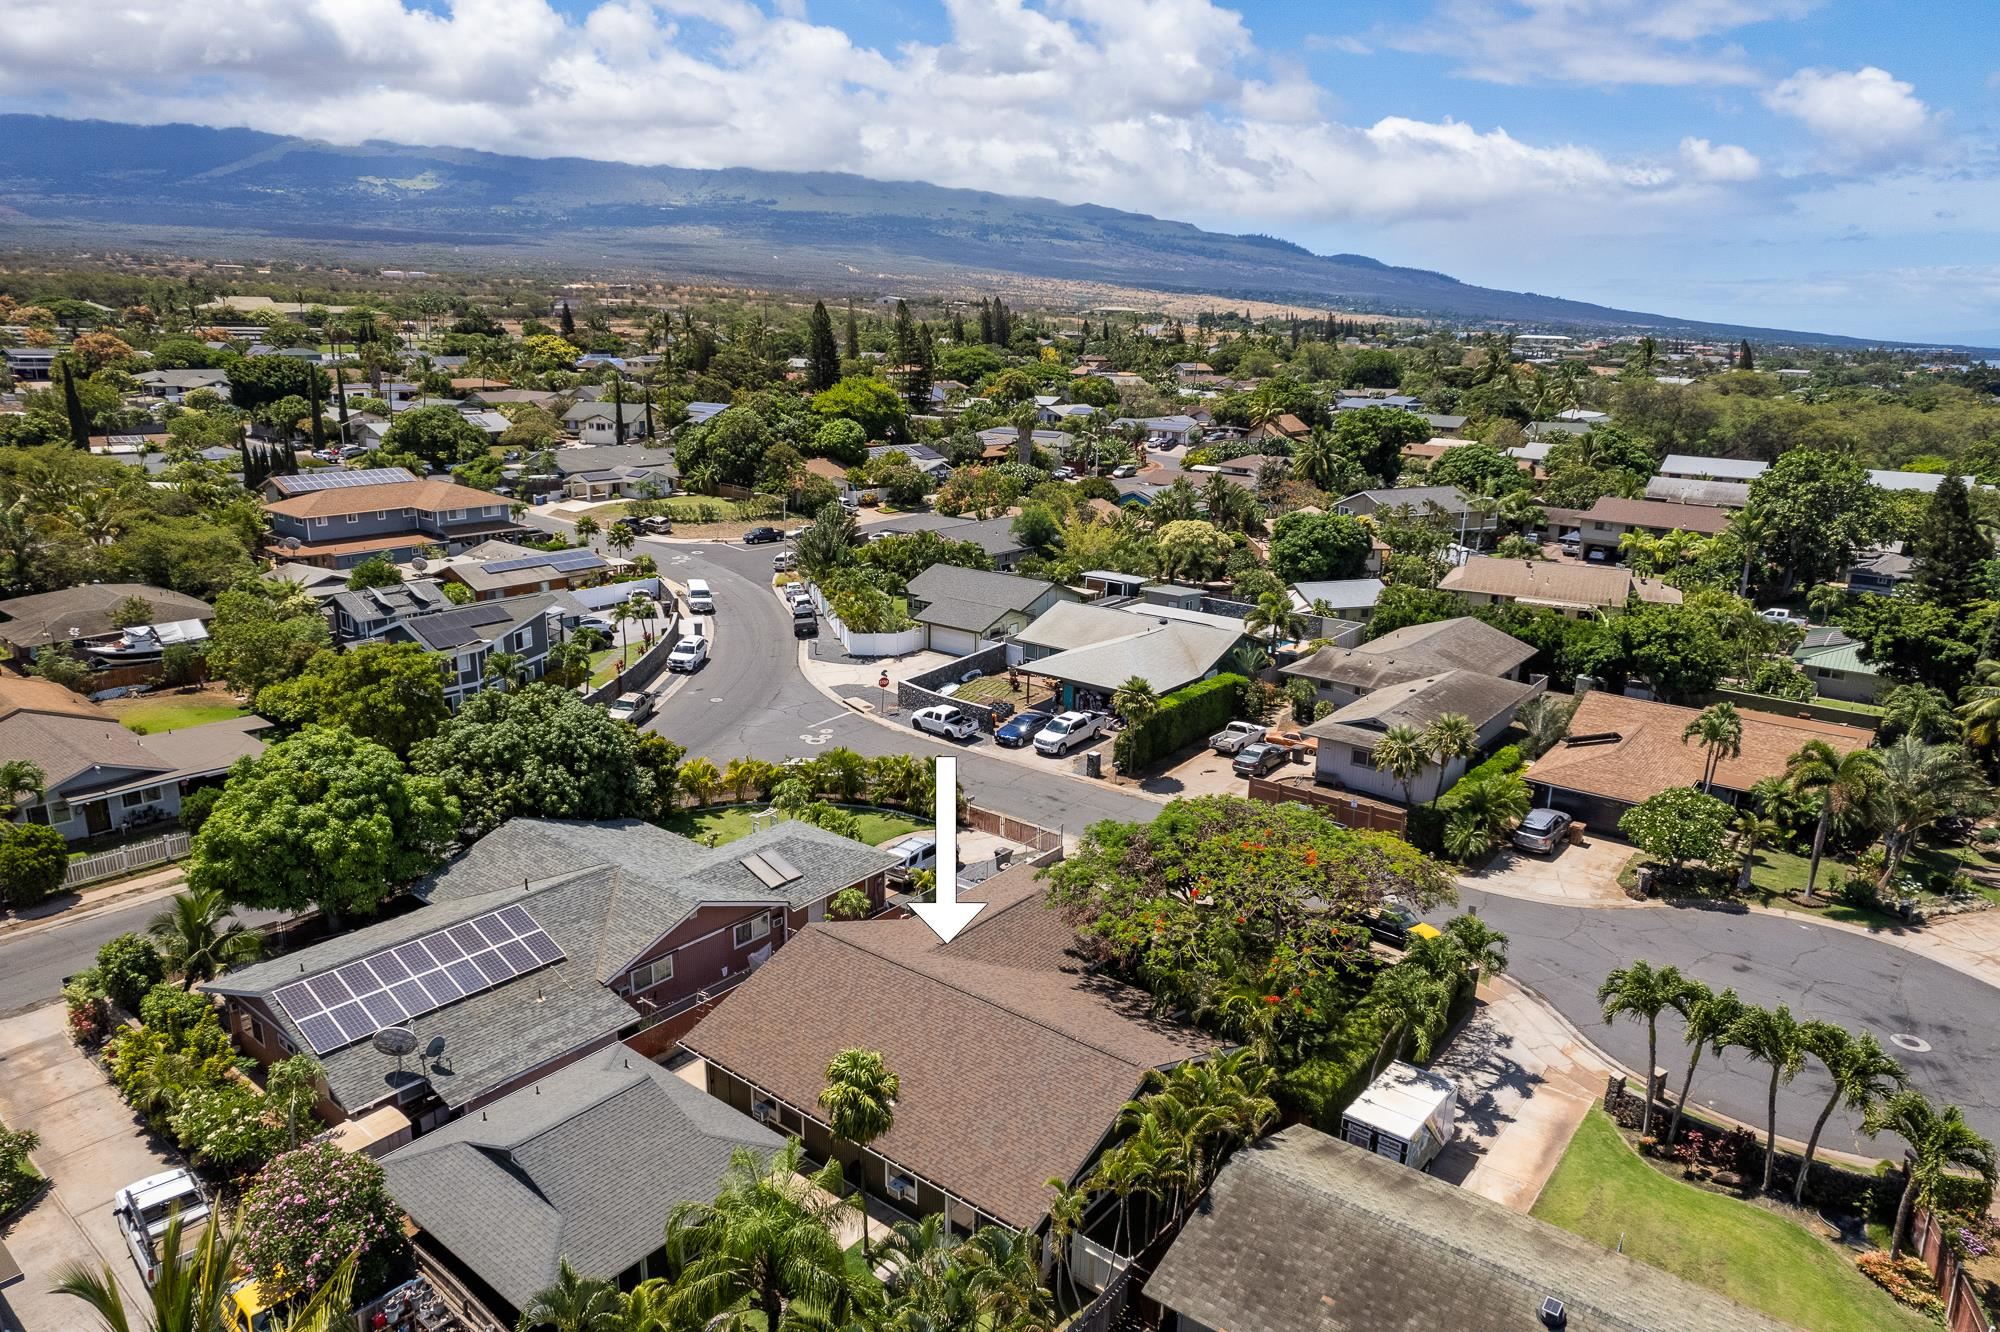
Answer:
[1532, 1110, 1924, 1332]
[1747, 844, 2000, 923]
[114, 696, 249, 735]
[662, 805, 924, 848]
[588, 643, 647, 687]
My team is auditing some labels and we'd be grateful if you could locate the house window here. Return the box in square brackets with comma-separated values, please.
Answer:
[120, 791, 146, 810]
[48, 800, 71, 823]
[733, 915, 772, 948]
[1351, 747, 1377, 770]
[345, 513, 359, 524]
[247, 1015, 265, 1046]
[313, 517, 327, 528]
[376, 510, 387, 520]
[23, 805, 48, 825]
[630, 954, 674, 991]
[403, 508, 415, 517]
[142, 786, 162, 801]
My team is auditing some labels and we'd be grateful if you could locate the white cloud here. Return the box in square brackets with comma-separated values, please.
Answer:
[1680, 136, 1762, 181]
[1765, 66, 1936, 164]
[1392, 0, 1814, 87]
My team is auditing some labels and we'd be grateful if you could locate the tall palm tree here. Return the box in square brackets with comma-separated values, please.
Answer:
[1862, 1089, 1998, 1259]
[1727, 1003, 1806, 1192]
[1597, 961, 1695, 1141]
[515, 1258, 618, 1332]
[1244, 591, 1304, 654]
[1784, 740, 1882, 903]
[1418, 712, 1478, 804]
[1, 758, 45, 809]
[1042, 1177, 1094, 1307]
[1730, 805, 1782, 893]
[956, 1224, 1054, 1330]
[1956, 659, 2000, 749]
[57, 1211, 357, 1332]
[1727, 502, 1773, 598]
[1666, 983, 1743, 1147]
[1439, 912, 1508, 984]
[1794, 1025, 1905, 1204]
[148, 886, 262, 989]
[1880, 684, 1959, 745]
[1872, 736, 1991, 887]
[572, 515, 600, 543]
[1371, 725, 1428, 807]
[1111, 675, 1158, 730]
[1680, 701, 1742, 793]
[818, 1048, 899, 1264]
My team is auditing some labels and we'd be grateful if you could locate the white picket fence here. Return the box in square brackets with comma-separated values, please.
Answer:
[64, 831, 191, 889]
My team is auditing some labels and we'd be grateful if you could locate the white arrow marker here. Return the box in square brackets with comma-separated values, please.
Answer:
[909, 756, 984, 944]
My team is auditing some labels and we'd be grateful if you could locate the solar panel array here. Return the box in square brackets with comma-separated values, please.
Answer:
[269, 467, 417, 496]
[740, 850, 801, 889]
[273, 905, 564, 1055]
[480, 548, 605, 577]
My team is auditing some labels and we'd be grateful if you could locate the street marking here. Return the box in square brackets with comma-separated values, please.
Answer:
[1890, 1033, 1931, 1053]
[805, 710, 852, 729]
[800, 732, 831, 745]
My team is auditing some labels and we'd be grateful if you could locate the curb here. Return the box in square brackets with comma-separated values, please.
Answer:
[0, 872, 186, 941]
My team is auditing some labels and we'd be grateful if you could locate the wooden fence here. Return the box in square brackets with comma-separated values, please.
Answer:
[1245, 774, 1408, 834]
[64, 831, 191, 888]
[1913, 1205, 1997, 1332]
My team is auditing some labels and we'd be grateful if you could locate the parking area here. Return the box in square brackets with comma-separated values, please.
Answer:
[1460, 832, 1637, 907]
[0, 1004, 181, 1329]
[1135, 741, 1311, 800]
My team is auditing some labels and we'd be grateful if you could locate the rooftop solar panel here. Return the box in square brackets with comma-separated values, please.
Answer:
[497, 904, 536, 934]
[761, 851, 802, 885]
[479, 548, 605, 577]
[269, 467, 416, 495]
[296, 1013, 343, 1053]
[740, 853, 787, 889]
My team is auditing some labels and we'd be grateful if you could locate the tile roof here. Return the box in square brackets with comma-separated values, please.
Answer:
[681, 865, 1218, 1229]
[382, 1044, 781, 1309]
[1144, 1125, 1798, 1332]
[1282, 617, 1531, 692]
[1527, 689, 1868, 805]
[1440, 557, 1683, 610]
[1304, 670, 1536, 751]
[264, 477, 509, 519]
[0, 584, 214, 649]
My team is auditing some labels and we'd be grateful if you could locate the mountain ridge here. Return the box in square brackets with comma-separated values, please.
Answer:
[0, 114, 1970, 350]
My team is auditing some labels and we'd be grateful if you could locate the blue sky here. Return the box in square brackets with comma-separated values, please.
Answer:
[3, 1, 1994, 342]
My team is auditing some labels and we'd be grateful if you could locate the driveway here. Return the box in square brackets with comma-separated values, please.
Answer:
[0, 1005, 184, 1330]
[1461, 834, 1638, 907]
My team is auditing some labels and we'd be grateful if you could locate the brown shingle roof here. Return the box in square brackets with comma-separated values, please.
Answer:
[1527, 690, 1867, 805]
[681, 865, 1217, 1228]
[0, 673, 104, 724]
[265, 477, 506, 519]
[1440, 557, 1682, 610]
[1578, 495, 1734, 535]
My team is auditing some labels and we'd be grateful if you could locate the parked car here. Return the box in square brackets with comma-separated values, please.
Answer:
[1111, 463, 1138, 478]
[637, 515, 674, 535]
[666, 636, 709, 672]
[572, 614, 616, 638]
[606, 691, 653, 724]
[1233, 742, 1288, 778]
[913, 704, 980, 741]
[994, 709, 1052, 748]
[1558, 533, 1581, 555]
[792, 603, 818, 639]
[1758, 607, 1806, 626]
[838, 494, 860, 511]
[1033, 710, 1105, 755]
[1209, 720, 1267, 755]
[785, 525, 810, 540]
[1510, 807, 1574, 854]
[1368, 898, 1442, 949]
[1053, 466, 1077, 480]
[684, 578, 715, 614]
[742, 526, 783, 545]
[116, 1168, 211, 1287]
[772, 550, 796, 572]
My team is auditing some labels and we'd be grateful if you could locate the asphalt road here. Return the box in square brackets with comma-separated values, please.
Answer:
[1456, 888, 2000, 1154]
[0, 896, 289, 1018]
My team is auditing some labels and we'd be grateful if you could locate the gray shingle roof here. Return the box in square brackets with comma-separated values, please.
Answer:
[382, 1044, 780, 1307]
[1023, 612, 1242, 694]
[907, 566, 1058, 633]
[1283, 617, 1534, 692]
[1145, 1125, 1798, 1332]
[328, 579, 453, 625]
[393, 593, 557, 651]
[0, 583, 214, 649]
[1304, 670, 1535, 750]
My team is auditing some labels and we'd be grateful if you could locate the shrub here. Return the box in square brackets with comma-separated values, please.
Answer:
[0, 1123, 41, 1219]
[1408, 746, 1526, 854]
[96, 933, 165, 1012]
[140, 983, 215, 1041]
[177, 784, 223, 833]
[0, 822, 69, 908]
[63, 971, 111, 1047]
[1854, 1252, 1945, 1319]
[827, 887, 871, 921]
[170, 1082, 286, 1174]
[158, 643, 204, 688]
[240, 1142, 410, 1299]
[1113, 673, 1246, 772]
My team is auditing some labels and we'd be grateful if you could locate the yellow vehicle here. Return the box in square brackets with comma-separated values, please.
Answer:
[224, 1272, 291, 1332]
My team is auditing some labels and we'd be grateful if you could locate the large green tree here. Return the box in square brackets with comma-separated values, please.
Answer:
[188, 727, 459, 920]
[1908, 473, 1987, 609]
[805, 300, 841, 392]
[410, 682, 651, 834]
[380, 404, 486, 473]
[1746, 450, 1887, 589]
[205, 580, 331, 697]
[812, 376, 907, 442]
[255, 642, 451, 756]
[1618, 786, 1733, 881]
[1267, 510, 1371, 584]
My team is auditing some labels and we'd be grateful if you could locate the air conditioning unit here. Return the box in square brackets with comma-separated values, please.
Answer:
[751, 1099, 779, 1125]
[885, 1174, 919, 1203]
[1538, 1295, 1567, 1328]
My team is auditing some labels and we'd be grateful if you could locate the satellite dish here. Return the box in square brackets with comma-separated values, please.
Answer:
[424, 1035, 447, 1061]
[409, 556, 429, 573]
[371, 1026, 418, 1056]
[282, 536, 301, 552]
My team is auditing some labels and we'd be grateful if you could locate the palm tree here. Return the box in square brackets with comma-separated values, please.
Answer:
[818, 1048, 899, 1265]
[1727, 1003, 1806, 1192]
[572, 515, 600, 543]
[1291, 432, 1339, 492]
[1513, 694, 1576, 759]
[1863, 1089, 1998, 1259]
[955, 1225, 1054, 1330]
[1880, 683, 1958, 745]
[1794, 1024, 1905, 1204]
[0, 758, 45, 809]
[1680, 701, 1742, 793]
[611, 593, 656, 668]
[482, 650, 528, 691]
[1371, 724, 1428, 807]
[1597, 961, 1695, 1141]
[1111, 675, 1158, 730]
[591, 1280, 672, 1332]
[1370, 941, 1462, 1078]
[1417, 712, 1478, 804]
[1665, 983, 1743, 1147]
[1784, 740, 1882, 903]
[1956, 659, 2000, 749]
[1872, 736, 1991, 887]
[606, 521, 636, 561]
[1730, 804, 1781, 893]
[1439, 912, 1508, 984]
[515, 1258, 619, 1331]
[57, 1211, 357, 1332]
[1244, 590, 1304, 654]
[1440, 770, 1530, 860]
[148, 886, 262, 989]
[1042, 1177, 1094, 1307]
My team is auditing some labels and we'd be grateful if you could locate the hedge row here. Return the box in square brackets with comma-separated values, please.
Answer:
[1113, 673, 1247, 772]
[1405, 745, 1525, 853]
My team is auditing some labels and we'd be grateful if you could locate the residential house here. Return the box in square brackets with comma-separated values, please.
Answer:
[1171, 361, 1217, 384]
[1247, 413, 1310, 444]
[680, 865, 1216, 1244]
[905, 566, 1079, 656]
[1524, 419, 1591, 440]
[1112, 415, 1199, 446]
[1504, 440, 1554, 474]
[262, 470, 531, 568]
[682, 401, 730, 427]
[539, 443, 676, 502]
[385, 594, 560, 709]
[1334, 394, 1423, 413]
[327, 579, 455, 646]
[204, 817, 899, 1130]
[1439, 557, 1682, 615]
[1305, 670, 1538, 803]
[1286, 578, 1386, 623]
[1527, 689, 1867, 827]
[1014, 602, 1244, 711]
[1792, 627, 1886, 704]
[1, 675, 264, 842]
[132, 368, 232, 403]
[974, 427, 1073, 461]
[1869, 469, 1952, 494]
[1644, 476, 1751, 509]
[1037, 401, 1098, 427]
[382, 1045, 781, 1322]
[0, 583, 214, 667]
[1421, 412, 1469, 434]
[562, 401, 649, 445]
[866, 442, 951, 478]
[467, 389, 561, 412]
[1281, 616, 1535, 709]
[1144, 1125, 1795, 1332]
[1333, 485, 1498, 543]
[1547, 495, 1733, 561]
[1656, 454, 1769, 483]
[1847, 546, 1915, 596]
[865, 513, 1034, 570]
[267, 562, 352, 601]
[2, 348, 57, 381]
[431, 541, 613, 603]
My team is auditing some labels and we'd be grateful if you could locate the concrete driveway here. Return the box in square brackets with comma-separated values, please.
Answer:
[1460, 833, 1638, 907]
[0, 1004, 185, 1330]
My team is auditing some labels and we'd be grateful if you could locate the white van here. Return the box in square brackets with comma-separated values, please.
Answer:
[684, 578, 715, 615]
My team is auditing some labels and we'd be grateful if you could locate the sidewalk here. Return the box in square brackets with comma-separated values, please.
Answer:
[0, 865, 187, 940]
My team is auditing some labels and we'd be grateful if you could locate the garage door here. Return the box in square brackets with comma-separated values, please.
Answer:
[929, 626, 980, 656]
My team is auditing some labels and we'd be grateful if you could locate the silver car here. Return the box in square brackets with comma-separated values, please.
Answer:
[1511, 807, 1573, 854]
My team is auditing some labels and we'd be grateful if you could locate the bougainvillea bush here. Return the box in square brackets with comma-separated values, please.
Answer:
[239, 1141, 409, 1299]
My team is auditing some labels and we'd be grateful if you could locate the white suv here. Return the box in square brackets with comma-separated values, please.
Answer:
[913, 704, 979, 740]
[116, 1168, 211, 1287]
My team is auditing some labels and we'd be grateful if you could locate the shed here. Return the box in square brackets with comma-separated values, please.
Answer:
[1340, 1061, 1456, 1170]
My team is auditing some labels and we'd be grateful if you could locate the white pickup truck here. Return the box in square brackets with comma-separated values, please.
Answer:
[116, 1167, 211, 1286]
[1209, 720, 1267, 755]
[1033, 711, 1108, 756]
